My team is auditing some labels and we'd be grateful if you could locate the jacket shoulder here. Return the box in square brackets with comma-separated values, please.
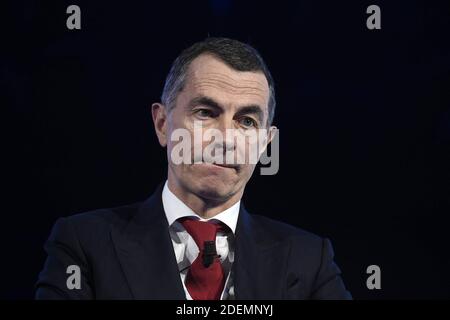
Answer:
[250, 214, 324, 247]
[60, 201, 143, 236]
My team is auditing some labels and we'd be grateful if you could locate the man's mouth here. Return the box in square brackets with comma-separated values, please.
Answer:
[211, 162, 239, 169]
[195, 161, 239, 170]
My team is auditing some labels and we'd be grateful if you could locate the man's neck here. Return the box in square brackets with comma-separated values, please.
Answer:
[167, 177, 243, 219]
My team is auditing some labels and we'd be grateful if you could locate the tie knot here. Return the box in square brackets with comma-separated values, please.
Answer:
[178, 218, 222, 250]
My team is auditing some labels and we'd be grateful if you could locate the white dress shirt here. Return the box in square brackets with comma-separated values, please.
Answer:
[161, 180, 240, 300]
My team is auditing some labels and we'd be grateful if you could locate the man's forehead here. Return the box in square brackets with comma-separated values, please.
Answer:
[185, 54, 270, 104]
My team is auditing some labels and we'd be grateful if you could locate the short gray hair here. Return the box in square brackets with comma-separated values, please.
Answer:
[161, 37, 276, 125]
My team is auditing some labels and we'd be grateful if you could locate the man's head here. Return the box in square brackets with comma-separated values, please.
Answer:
[152, 37, 277, 205]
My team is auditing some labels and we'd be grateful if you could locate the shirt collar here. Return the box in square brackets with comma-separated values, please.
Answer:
[162, 180, 240, 234]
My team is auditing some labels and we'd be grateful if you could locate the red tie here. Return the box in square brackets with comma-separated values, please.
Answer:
[179, 218, 226, 300]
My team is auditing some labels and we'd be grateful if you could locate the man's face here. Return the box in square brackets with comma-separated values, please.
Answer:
[153, 54, 276, 203]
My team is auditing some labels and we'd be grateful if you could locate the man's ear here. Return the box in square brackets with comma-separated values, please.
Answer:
[151, 102, 168, 147]
[267, 125, 278, 145]
[258, 125, 278, 157]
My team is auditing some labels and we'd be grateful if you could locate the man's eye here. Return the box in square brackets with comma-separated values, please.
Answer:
[195, 109, 213, 118]
[239, 117, 257, 128]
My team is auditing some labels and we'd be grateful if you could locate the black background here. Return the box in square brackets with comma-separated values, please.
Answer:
[2, 0, 450, 299]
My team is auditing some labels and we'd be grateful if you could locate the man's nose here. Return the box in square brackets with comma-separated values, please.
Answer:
[214, 114, 234, 131]
[213, 116, 236, 152]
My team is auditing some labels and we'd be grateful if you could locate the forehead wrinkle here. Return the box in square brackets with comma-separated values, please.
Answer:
[192, 70, 268, 90]
[183, 60, 270, 112]
[193, 81, 267, 100]
[190, 72, 269, 102]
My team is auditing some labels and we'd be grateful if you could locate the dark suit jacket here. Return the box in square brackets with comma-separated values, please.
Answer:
[35, 183, 352, 299]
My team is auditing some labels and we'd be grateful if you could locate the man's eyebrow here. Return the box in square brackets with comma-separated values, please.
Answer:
[188, 95, 265, 124]
[188, 96, 223, 111]
[235, 105, 264, 124]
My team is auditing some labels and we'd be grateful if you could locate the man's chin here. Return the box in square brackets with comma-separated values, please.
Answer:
[191, 180, 235, 202]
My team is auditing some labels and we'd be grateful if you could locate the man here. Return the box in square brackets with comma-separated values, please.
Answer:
[36, 37, 352, 300]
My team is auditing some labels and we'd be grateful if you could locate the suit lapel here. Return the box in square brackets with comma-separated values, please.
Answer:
[111, 184, 186, 299]
[233, 204, 288, 299]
